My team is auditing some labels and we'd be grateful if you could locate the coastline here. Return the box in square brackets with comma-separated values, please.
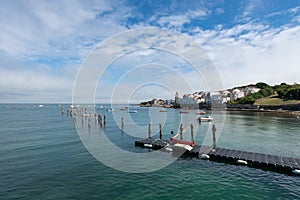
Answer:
[139, 103, 300, 117]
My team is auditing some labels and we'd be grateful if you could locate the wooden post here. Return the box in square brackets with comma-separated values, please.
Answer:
[212, 124, 216, 148]
[88, 117, 91, 127]
[98, 114, 102, 127]
[190, 123, 194, 143]
[180, 124, 183, 140]
[121, 117, 124, 131]
[159, 123, 162, 140]
[148, 123, 152, 138]
[104, 114, 107, 125]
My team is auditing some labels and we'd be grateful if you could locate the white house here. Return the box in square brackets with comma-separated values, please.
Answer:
[244, 87, 260, 96]
[232, 89, 245, 100]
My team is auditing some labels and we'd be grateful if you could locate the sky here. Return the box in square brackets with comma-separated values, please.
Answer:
[0, 0, 299, 103]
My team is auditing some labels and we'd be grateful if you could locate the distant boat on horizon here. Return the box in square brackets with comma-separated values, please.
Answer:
[120, 107, 128, 111]
[180, 110, 189, 114]
[196, 111, 206, 115]
[160, 109, 167, 112]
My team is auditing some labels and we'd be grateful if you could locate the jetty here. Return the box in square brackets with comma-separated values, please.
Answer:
[61, 106, 300, 176]
[135, 137, 300, 176]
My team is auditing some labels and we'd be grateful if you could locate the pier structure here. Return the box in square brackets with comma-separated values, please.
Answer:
[62, 106, 300, 176]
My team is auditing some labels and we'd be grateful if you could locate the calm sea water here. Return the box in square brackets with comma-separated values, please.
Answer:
[0, 104, 299, 199]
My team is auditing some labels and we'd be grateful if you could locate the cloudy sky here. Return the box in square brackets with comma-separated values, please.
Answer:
[0, 0, 299, 103]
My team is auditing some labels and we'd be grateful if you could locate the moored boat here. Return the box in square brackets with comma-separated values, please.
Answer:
[180, 110, 189, 114]
[199, 115, 213, 122]
[120, 106, 128, 111]
[128, 110, 137, 113]
[170, 137, 195, 147]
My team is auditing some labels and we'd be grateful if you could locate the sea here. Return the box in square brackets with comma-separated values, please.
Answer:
[0, 104, 299, 199]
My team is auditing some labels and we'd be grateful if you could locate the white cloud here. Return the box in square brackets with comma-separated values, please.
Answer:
[192, 23, 300, 89]
[155, 8, 208, 28]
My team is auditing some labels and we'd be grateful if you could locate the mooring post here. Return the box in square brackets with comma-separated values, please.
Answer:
[104, 114, 107, 125]
[61, 106, 64, 115]
[212, 124, 216, 149]
[180, 124, 183, 140]
[191, 123, 194, 143]
[88, 117, 92, 127]
[159, 123, 162, 140]
[98, 114, 102, 127]
[121, 117, 124, 131]
[148, 122, 152, 138]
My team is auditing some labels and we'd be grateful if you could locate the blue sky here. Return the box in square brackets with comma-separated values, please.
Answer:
[0, 0, 299, 103]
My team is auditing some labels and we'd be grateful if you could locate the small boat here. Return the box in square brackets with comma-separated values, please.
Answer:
[196, 111, 206, 115]
[199, 115, 213, 122]
[99, 105, 104, 108]
[180, 110, 189, 114]
[120, 107, 128, 111]
[170, 137, 195, 147]
[160, 109, 167, 112]
[128, 110, 137, 113]
[38, 104, 43, 108]
[106, 108, 115, 112]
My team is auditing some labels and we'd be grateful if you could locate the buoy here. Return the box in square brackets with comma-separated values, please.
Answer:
[237, 159, 248, 165]
[200, 154, 210, 159]
[144, 144, 153, 148]
[292, 169, 300, 175]
[165, 147, 173, 152]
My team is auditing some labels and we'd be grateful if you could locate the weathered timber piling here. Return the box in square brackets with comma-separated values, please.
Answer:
[88, 117, 92, 127]
[121, 117, 124, 131]
[212, 124, 216, 149]
[98, 114, 102, 127]
[104, 114, 107, 126]
[159, 123, 162, 140]
[191, 123, 194, 143]
[180, 124, 184, 140]
[148, 123, 152, 138]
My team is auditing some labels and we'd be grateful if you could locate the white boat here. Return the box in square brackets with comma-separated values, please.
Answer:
[120, 107, 128, 111]
[199, 115, 213, 122]
[38, 104, 43, 108]
[106, 108, 115, 112]
[128, 110, 137, 113]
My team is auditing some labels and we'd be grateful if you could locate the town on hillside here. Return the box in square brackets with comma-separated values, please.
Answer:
[139, 82, 300, 111]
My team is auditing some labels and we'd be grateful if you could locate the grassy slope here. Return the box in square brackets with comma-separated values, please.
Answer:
[254, 95, 300, 106]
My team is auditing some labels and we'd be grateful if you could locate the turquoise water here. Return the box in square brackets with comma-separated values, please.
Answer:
[0, 104, 299, 199]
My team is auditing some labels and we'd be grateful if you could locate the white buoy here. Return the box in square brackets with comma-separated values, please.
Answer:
[292, 169, 300, 175]
[237, 159, 248, 165]
[200, 154, 210, 159]
[144, 144, 153, 148]
[165, 147, 173, 152]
